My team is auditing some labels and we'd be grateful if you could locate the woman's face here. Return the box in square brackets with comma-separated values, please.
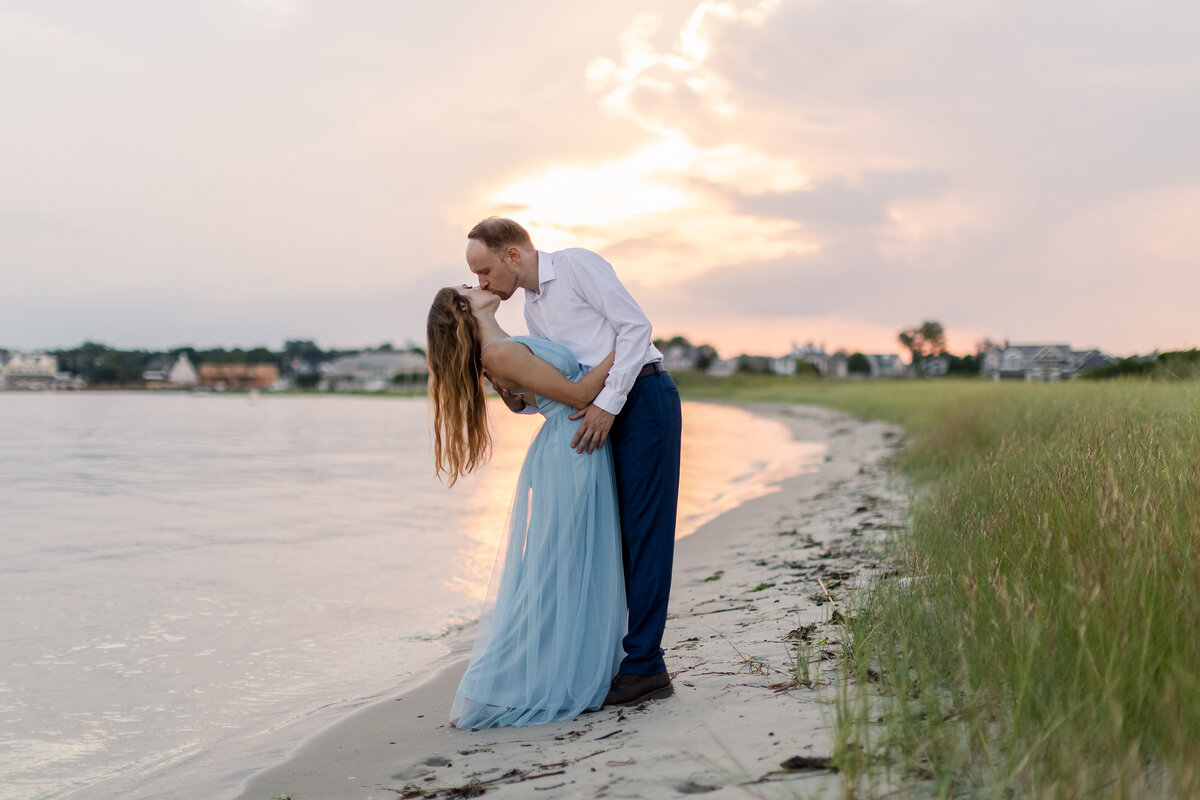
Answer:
[456, 285, 500, 315]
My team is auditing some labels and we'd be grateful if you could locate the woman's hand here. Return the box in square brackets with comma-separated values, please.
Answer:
[484, 369, 528, 412]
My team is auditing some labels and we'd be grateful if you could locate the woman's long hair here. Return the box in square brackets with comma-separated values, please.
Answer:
[427, 287, 491, 485]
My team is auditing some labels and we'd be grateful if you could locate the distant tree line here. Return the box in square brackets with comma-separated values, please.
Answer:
[54, 342, 157, 385]
[44, 322, 1008, 387]
[943, 353, 981, 375]
[50, 339, 413, 386]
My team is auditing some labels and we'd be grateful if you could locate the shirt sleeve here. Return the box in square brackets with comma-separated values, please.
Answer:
[562, 249, 652, 415]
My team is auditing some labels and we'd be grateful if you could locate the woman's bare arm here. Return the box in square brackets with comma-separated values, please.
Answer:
[483, 344, 616, 411]
[574, 349, 615, 404]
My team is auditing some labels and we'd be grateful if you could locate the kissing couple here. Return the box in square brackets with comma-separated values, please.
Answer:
[426, 218, 683, 729]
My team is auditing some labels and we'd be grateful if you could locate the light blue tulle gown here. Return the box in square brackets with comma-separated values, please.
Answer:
[450, 337, 627, 729]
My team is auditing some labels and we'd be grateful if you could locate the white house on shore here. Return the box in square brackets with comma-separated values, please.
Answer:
[319, 351, 429, 392]
[142, 353, 199, 387]
[0, 351, 58, 390]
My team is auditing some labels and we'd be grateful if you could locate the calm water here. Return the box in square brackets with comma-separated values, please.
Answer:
[0, 393, 820, 800]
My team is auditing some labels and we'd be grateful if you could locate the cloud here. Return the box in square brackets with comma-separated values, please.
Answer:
[488, 1, 819, 284]
[3, 0, 1198, 356]
[0, 8, 107, 57]
[238, 0, 300, 21]
[589, 0, 1200, 354]
[585, 1, 782, 134]
[735, 169, 951, 227]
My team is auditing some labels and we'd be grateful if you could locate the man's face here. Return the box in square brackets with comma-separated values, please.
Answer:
[466, 239, 519, 301]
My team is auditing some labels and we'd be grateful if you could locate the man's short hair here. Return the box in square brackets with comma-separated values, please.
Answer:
[467, 217, 533, 253]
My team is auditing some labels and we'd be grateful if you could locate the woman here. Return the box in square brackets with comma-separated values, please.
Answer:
[426, 285, 626, 729]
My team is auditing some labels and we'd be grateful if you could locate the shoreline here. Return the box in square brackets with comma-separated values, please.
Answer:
[236, 403, 907, 800]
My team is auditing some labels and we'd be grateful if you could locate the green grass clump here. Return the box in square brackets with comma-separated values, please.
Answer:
[676, 374, 1200, 797]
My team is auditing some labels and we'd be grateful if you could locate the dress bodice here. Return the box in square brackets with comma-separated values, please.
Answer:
[498, 336, 583, 420]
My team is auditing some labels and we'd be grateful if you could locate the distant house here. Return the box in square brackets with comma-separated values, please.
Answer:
[1072, 349, 1119, 375]
[694, 344, 908, 379]
[770, 355, 797, 375]
[198, 363, 280, 391]
[863, 354, 906, 378]
[142, 357, 169, 382]
[54, 372, 87, 390]
[734, 355, 775, 374]
[143, 353, 199, 387]
[0, 351, 57, 390]
[662, 344, 698, 371]
[706, 358, 737, 377]
[922, 356, 950, 377]
[319, 351, 428, 392]
[980, 344, 1115, 381]
[660, 342, 717, 372]
[827, 353, 849, 378]
[770, 342, 849, 377]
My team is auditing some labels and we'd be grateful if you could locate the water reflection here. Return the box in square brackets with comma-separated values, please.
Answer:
[677, 403, 825, 537]
[0, 393, 819, 800]
[440, 401, 543, 603]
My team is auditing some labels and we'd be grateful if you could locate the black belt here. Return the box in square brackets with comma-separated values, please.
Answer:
[636, 362, 667, 380]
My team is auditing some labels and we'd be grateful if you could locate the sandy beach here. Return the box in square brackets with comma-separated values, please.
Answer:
[237, 403, 907, 800]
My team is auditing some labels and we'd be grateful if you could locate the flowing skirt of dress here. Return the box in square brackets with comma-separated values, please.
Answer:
[450, 411, 627, 729]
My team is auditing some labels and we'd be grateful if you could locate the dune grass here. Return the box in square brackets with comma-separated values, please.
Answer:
[675, 373, 1200, 798]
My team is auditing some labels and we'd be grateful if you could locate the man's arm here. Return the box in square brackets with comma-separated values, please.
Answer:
[563, 249, 654, 453]
[564, 249, 653, 416]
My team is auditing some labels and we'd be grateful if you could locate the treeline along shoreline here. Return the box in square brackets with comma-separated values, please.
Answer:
[4, 336, 1198, 392]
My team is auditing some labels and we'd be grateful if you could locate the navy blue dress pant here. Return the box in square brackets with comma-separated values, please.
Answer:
[608, 370, 682, 675]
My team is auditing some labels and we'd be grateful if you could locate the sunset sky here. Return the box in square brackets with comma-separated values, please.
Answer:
[3, 1, 1197, 359]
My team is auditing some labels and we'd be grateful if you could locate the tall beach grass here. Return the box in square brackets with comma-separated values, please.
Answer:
[675, 374, 1200, 797]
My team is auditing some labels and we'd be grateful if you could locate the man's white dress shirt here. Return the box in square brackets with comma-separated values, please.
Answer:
[524, 249, 662, 416]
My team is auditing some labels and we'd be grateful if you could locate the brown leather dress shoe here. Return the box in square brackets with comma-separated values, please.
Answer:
[602, 671, 674, 707]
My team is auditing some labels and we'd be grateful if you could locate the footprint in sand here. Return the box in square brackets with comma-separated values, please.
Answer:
[391, 755, 452, 780]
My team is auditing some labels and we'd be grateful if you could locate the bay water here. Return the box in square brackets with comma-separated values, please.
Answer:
[0, 392, 819, 799]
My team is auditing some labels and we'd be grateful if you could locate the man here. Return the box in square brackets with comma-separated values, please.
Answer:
[466, 217, 681, 707]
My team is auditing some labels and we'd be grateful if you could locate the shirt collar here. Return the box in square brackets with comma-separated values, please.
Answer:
[527, 250, 556, 303]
